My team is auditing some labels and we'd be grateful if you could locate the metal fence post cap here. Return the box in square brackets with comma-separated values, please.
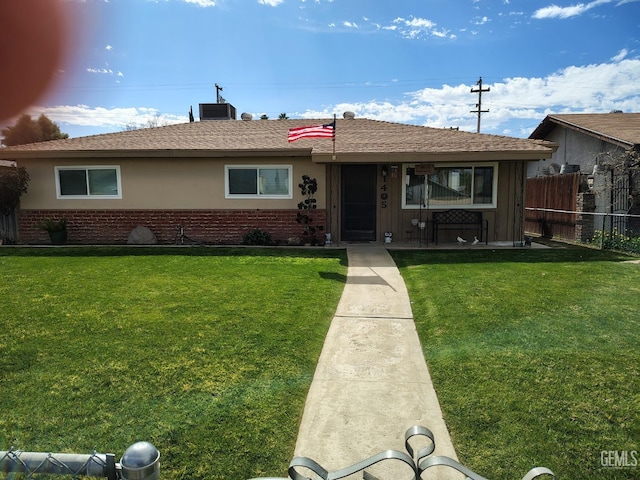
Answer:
[120, 442, 160, 480]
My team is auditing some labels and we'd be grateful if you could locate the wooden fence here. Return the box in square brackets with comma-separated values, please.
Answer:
[525, 173, 580, 240]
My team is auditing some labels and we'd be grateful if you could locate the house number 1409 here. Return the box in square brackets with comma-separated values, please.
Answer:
[381, 180, 388, 208]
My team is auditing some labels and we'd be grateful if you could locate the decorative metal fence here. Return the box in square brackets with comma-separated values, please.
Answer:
[2, 427, 555, 480]
[608, 170, 640, 236]
[611, 172, 630, 233]
[251, 426, 555, 480]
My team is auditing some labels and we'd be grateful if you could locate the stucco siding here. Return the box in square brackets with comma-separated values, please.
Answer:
[18, 156, 326, 210]
[527, 127, 621, 177]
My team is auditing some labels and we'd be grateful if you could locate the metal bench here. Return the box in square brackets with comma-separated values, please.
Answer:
[432, 209, 488, 245]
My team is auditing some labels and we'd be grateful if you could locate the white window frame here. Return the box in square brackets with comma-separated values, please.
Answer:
[402, 163, 498, 209]
[224, 165, 293, 199]
[55, 166, 122, 199]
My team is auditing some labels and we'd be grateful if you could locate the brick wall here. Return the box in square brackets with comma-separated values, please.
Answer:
[17, 209, 327, 245]
[575, 192, 596, 242]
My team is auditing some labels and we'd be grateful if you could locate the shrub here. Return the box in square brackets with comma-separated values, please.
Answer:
[0, 166, 29, 215]
[592, 229, 640, 254]
[242, 228, 273, 246]
[39, 218, 67, 233]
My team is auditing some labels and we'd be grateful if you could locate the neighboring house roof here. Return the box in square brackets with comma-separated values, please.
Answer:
[0, 118, 555, 162]
[529, 113, 640, 150]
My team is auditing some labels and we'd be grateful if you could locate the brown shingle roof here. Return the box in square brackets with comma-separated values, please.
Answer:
[529, 113, 640, 148]
[0, 118, 555, 161]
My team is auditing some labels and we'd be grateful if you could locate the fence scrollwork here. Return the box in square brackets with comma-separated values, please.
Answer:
[254, 426, 555, 480]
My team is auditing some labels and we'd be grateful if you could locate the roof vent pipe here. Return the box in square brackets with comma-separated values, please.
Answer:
[343, 111, 355, 120]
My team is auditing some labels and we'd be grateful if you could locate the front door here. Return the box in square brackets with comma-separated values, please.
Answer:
[341, 164, 377, 241]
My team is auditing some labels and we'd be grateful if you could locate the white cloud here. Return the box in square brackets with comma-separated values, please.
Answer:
[533, 0, 612, 19]
[390, 16, 456, 40]
[298, 58, 640, 136]
[400, 17, 436, 29]
[32, 105, 186, 129]
[258, 0, 284, 6]
[611, 48, 628, 61]
[105, 45, 113, 51]
[36, 58, 640, 139]
[433, 29, 456, 39]
[323, 15, 455, 40]
[184, 0, 217, 6]
[86, 67, 114, 75]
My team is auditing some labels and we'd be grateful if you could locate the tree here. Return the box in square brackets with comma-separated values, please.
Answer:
[260, 114, 269, 120]
[278, 113, 289, 120]
[1, 114, 68, 146]
[0, 166, 29, 215]
[122, 115, 169, 131]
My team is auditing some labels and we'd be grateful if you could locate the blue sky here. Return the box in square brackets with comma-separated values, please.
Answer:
[21, 0, 640, 138]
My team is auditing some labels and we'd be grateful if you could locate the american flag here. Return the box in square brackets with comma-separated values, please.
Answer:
[287, 122, 335, 142]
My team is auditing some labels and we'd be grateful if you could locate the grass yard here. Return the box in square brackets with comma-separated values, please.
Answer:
[0, 247, 347, 480]
[391, 246, 640, 479]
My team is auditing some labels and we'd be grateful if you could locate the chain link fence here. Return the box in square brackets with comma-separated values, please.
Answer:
[0, 442, 158, 480]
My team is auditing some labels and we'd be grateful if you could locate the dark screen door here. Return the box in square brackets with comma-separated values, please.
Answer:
[341, 164, 377, 241]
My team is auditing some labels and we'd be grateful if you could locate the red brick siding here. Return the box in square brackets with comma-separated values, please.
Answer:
[17, 209, 327, 245]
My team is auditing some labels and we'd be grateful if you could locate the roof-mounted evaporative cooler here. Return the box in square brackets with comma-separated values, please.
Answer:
[199, 103, 237, 121]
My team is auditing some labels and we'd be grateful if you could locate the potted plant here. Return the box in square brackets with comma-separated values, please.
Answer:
[39, 218, 67, 245]
[296, 175, 323, 245]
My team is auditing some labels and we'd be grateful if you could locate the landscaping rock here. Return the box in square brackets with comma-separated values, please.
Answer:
[127, 226, 157, 245]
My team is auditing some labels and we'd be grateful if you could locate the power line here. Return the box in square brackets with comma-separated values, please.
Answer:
[54, 75, 492, 93]
[54, 75, 631, 96]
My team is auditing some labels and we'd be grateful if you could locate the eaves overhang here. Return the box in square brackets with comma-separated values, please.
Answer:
[531, 116, 635, 151]
[312, 149, 557, 164]
[0, 148, 313, 160]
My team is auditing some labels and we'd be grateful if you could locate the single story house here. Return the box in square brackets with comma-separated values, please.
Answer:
[528, 112, 640, 177]
[0, 107, 556, 245]
[527, 112, 640, 236]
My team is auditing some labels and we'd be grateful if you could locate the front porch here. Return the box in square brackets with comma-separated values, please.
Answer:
[325, 239, 553, 250]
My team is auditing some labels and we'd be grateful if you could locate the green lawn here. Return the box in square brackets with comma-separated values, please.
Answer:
[0, 247, 347, 480]
[391, 247, 640, 479]
[3, 245, 638, 480]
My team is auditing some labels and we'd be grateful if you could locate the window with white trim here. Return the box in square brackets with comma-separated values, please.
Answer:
[56, 166, 122, 199]
[403, 163, 497, 208]
[225, 165, 292, 198]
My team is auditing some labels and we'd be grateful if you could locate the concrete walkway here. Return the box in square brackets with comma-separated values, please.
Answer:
[293, 244, 463, 480]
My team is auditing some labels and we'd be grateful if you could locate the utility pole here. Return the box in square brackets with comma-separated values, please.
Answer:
[470, 77, 490, 133]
